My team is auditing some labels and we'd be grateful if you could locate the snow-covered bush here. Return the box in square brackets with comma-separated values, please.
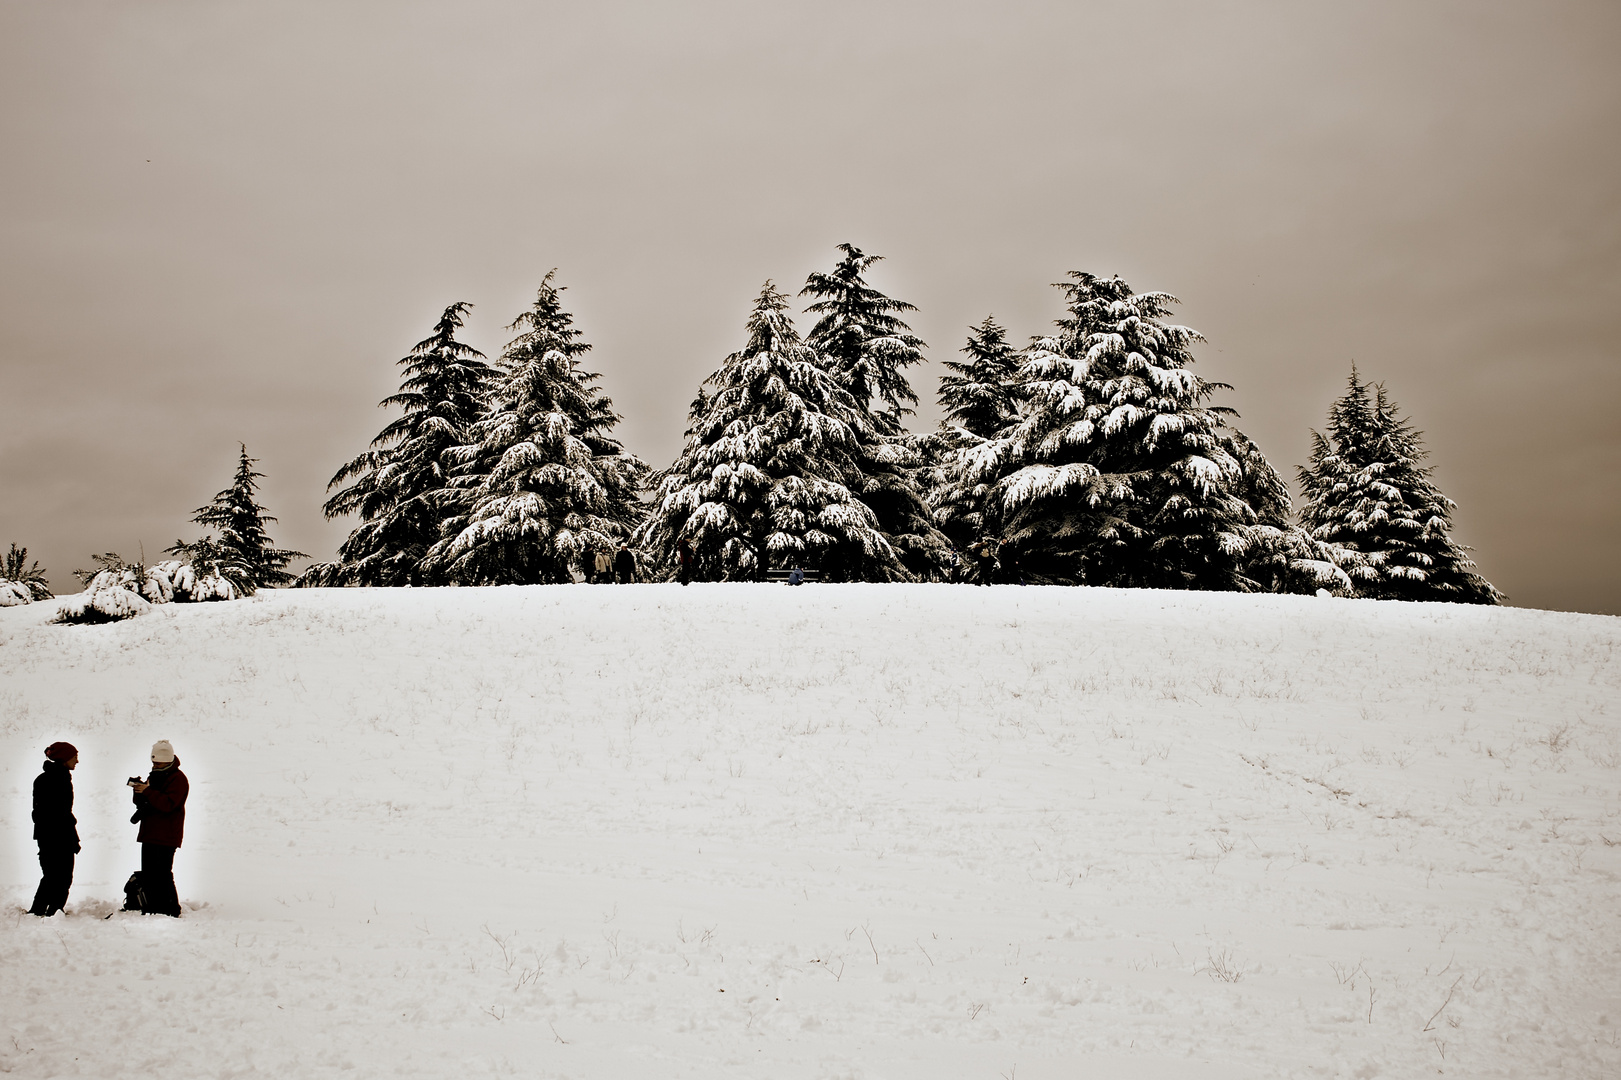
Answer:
[159, 537, 252, 601]
[60, 547, 239, 621]
[54, 584, 151, 624]
[75, 553, 167, 601]
[78, 555, 174, 604]
[158, 558, 242, 602]
[0, 579, 34, 607]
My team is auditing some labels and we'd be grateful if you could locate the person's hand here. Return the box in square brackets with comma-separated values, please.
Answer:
[132, 781, 149, 793]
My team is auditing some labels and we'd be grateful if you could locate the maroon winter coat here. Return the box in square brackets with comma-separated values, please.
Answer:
[133, 759, 189, 847]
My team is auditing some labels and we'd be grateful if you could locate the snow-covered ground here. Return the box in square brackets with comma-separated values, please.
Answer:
[2, 585, 1618, 1079]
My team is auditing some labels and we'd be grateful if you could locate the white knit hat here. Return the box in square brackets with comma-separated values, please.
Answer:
[150, 739, 175, 763]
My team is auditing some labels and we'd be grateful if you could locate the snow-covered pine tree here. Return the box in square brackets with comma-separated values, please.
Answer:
[2, 543, 53, 601]
[307, 302, 494, 586]
[426, 273, 648, 585]
[801, 243, 925, 433]
[929, 316, 1026, 550]
[638, 281, 901, 582]
[943, 272, 1264, 588]
[799, 244, 951, 577]
[1298, 368, 1501, 603]
[938, 315, 1021, 439]
[192, 446, 307, 590]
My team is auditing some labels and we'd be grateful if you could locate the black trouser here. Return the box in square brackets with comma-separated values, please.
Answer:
[976, 558, 996, 585]
[29, 847, 75, 915]
[141, 843, 181, 917]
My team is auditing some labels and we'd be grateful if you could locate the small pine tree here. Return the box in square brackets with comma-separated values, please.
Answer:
[193, 445, 307, 590]
[2, 543, 53, 600]
[427, 274, 647, 585]
[639, 281, 901, 582]
[938, 316, 1022, 439]
[311, 303, 494, 586]
[1299, 369, 1500, 603]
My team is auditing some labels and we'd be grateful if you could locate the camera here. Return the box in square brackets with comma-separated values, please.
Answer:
[126, 777, 142, 786]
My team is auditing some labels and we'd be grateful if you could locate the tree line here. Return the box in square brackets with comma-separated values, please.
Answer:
[299, 244, 1499, 602]
[0, 244, 1500, 613]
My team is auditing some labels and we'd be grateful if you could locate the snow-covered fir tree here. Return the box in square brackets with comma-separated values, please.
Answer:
[306, 302, 494, 586]
[426, 273, 647, 585]
[938, 315, 1021, 439]
[800, 244, 951, 577]
[929, 316, 1026, 550]
[1298, 368, 1500, 603]
[802, 243, 926, 434]
[193, 445, 307, 590]
[938, 272, 1276, 588]
[639, 282, 902, 582]
[2, 543, 53, 601]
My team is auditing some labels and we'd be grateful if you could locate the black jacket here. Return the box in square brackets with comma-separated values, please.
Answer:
[33, 760, 80, 852]
[614, 548, 636, 579]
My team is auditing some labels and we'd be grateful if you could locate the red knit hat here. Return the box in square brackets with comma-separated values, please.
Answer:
[45, 741, 78, 762]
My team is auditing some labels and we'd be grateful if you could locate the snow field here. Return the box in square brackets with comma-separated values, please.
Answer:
[2, 585, 1618, 1078]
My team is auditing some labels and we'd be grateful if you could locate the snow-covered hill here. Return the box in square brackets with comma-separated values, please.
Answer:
[2, 585, 1618, 1078]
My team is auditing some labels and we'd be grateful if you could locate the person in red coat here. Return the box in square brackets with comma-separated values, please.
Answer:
[130, 739, 188, 917]
[29, 741, 80, 917]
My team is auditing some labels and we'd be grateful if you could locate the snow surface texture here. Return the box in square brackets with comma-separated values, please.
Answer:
[2, 586, 1618, 1079]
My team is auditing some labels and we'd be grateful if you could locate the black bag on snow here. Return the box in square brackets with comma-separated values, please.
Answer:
[122, 871, 150, 913]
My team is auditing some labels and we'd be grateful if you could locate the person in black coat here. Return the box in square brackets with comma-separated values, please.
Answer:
[614, 544, 637, 584]
[29, 741, 80, 917]
[972, 537, 999, 586]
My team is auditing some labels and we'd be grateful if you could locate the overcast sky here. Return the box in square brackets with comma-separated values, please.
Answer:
[3, 1, 1617, 614]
